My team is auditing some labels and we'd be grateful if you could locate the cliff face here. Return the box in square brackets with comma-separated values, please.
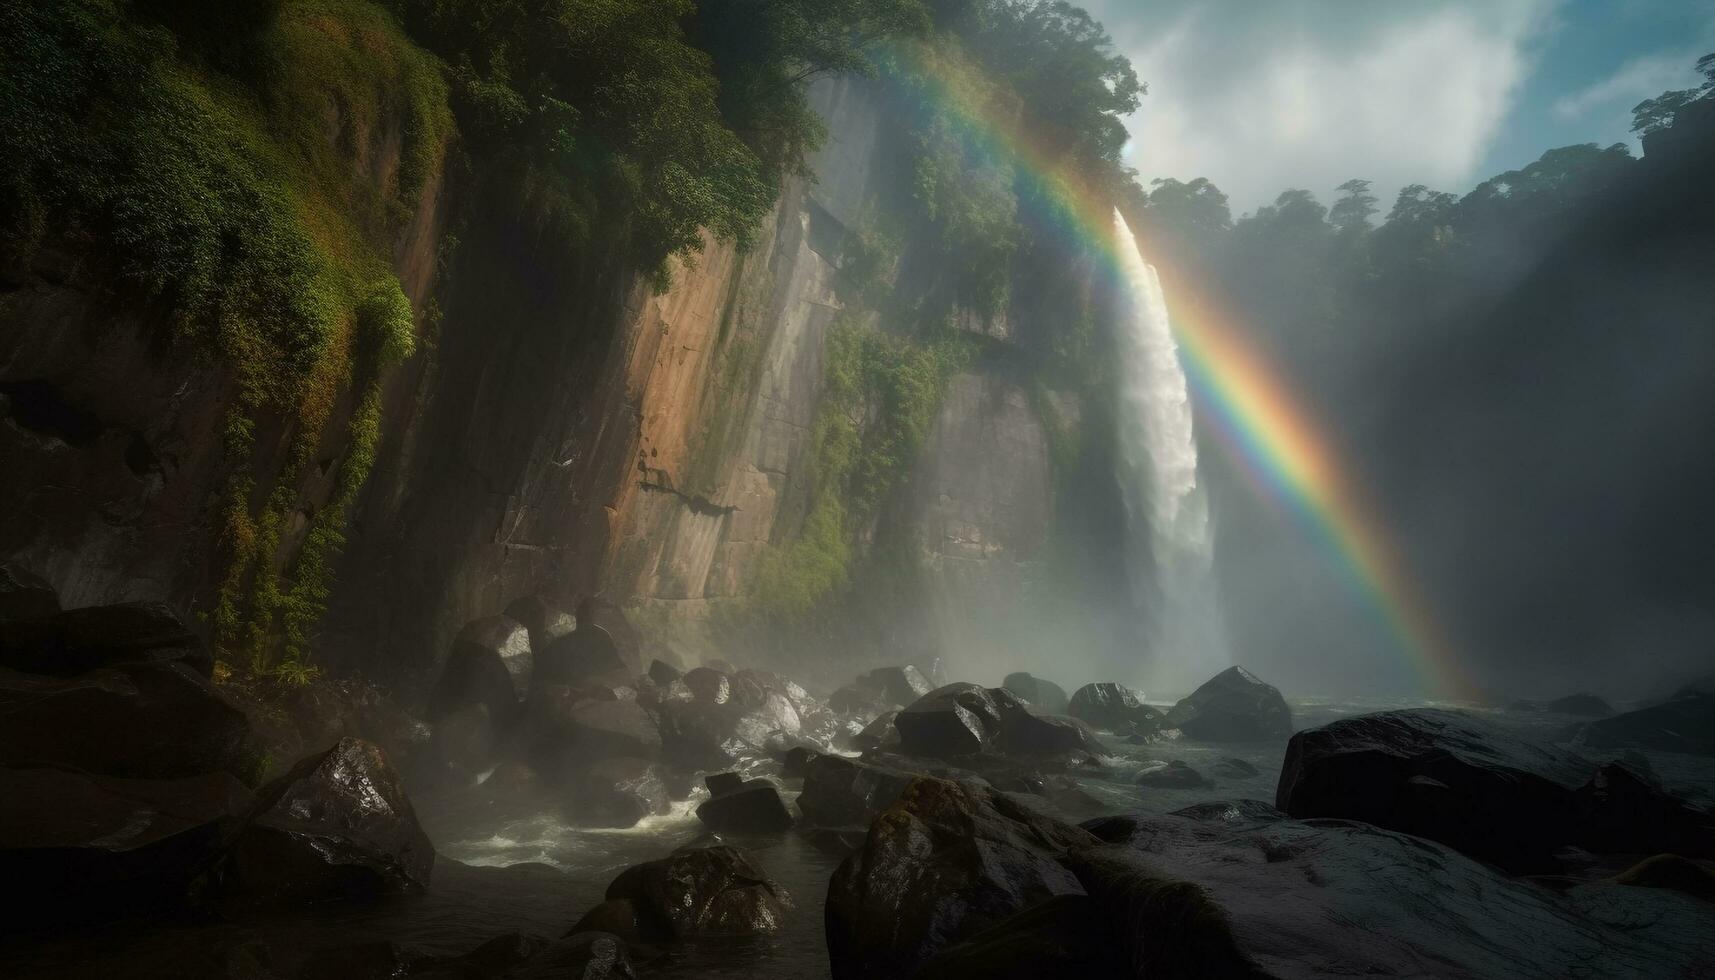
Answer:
[0, 72, 1113, 685]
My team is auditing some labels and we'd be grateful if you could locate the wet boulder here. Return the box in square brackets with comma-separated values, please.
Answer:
[533, 699, 662, 778]
[1066, 682, 1159, 731]
[0, 600, 211, 678]
[533, 626, 630, 694]
[990, 699, 1106, 759]
[1070, 804, 1715, 978]
[1167, 666, 1292, 741]
[502, 595, 575, 658]
[1001, 672, 1069, 715]
[1277, 708, 1715, 873]
[0, 562, 59, 622]
[574, 596, 644, 676]
[569, 844, 791, 941]
[851, 709, 901, 752]
[655, 699, 739, 769]
[682, 666, 732, 704]
[0, 662, 254, 780]
[1572, 691, 1715, 755]
[860, 665, 934, 707]
[829, 684, 893, 719]
[696, 777, 794, 833]
[1135, 760, 1209, 788]
[797, 754, 918, 828]
[224, 737, 434, 903]
[414, 932, 552, 980]
[645, 659, 682, 688]
[826, 776, 1098, 979]
[0, 765, 253, 928]
[567, 757, 669, 828]
[427, 616, 530, 731]
[504, 932, 635, 980]
[894, 683, 1002, 757]
[911, 893, 1124, 979]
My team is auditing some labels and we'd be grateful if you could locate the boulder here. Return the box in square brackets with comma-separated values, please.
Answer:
[1066, 682, 1158, 731]
[825, 777, 1098, 979]
[894, 683, 1001, 757]
[696, 778, 794, 833]
[567, 757, 669, 828]
[1135, 760, 1209, 788]
[532, 698, 662, 776]
[0, 662, 255, 780]
[412, 933, 552, 980]
[502, 595, 575, 658]
[0, 601, 211, 678]
[1001, 672, 1069, 715]
[829, 684, 892, 719]
[224, 737, 434, 903]
[645, 659, 681, 688]
[1211, 757, 1260, 779]
[569, 844, 791, 941]
[655, 699, 739, 769]
[1612, 853, 1715, 903]
[797, 754, 918, 828]
[427, 616, 529, 730]
[1069, 804, 1715, 978]
[911, 893, 1127, 979]
[1277, 708, 1715, 873]
[682, 666, 732, 704]
[0, 562, 58, 622]
[1572, 692, 1715, 755]
[429, 702, 499, 780]
[504, 933, 635, 980]
[0, 765, 253, 928]
[533, 626, 630, 694]
[1167, 666, 1292, 741]
[781, 744, 820, 777]
[990, 701, 1106, 759]
[860, 665, 934, 707]
[852, 709, 900, 752]
[573, 596, 644, 676]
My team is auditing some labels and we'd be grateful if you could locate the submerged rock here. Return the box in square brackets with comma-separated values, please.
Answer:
[0, 662, 254, 780]
[1066, 682, 1159, 731]
[224, 737, 434, 904]
[1001, 672, 1069, 715]
[1277, 708, 1715, 873]
[569, 844, 791, 941]
[696, 777, 794, 833]
[1167, 666, 1292, 741]
[0, 765, 253, 928]
[1135, 760, 1210, 788]
[825, 777, 1097, 979]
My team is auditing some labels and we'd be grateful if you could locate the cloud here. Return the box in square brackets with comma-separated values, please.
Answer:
[1087, 0, 1556, 213]
[1551, 50, 1703, 120]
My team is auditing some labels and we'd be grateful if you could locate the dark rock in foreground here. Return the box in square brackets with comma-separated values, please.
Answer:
[825, 776, 1097, 979]
[1277, 708, 1715, 873]
[1067, 681, 1159, 731]
[0, 600, 211, 678]
[224, 737, 434, 903]
[0, 562, 58, 622]
[569, 844, 791, 941]
[0, 765, 252, 929]
[1572, 691, 1715, 755]
[0, 661, 255, 781]
[1075, 805, 1715, 978]
[910, 893, 1124, 979]
[503, 932, 635, 980]
[1001, 672, 1069, 715]
[1168, 666, 1292, 741]
[696, 777, 794, 833]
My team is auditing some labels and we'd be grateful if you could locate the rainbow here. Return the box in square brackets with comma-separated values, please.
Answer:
[869, 41, 1475, 697]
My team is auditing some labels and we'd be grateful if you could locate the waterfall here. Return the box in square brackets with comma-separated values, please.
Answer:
[1112, 209, 1229, 692]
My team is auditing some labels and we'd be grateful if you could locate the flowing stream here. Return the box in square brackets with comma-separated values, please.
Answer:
[1113, 209, 1229, 695]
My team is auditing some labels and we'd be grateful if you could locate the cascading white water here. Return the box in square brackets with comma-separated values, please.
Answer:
[1112, 209, 1229, 693]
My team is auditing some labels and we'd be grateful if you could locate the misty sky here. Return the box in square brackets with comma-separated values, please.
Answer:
[1086, 0, 1715, 213]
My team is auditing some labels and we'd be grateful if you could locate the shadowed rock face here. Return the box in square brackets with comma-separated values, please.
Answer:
[825, 777, 1098, 979]
[1076, 805, 1715, 979]
[1276, 708, 1715, 873]
[797, 754, 919, 829]
[224, 737, 434, 904]
[695, 777, 794, 833]
[1067, 682, 1158, 731]
[1002, 672, 1069, 715]
[1572, 692, 1715, 755]
[0, 765, 253, 930]
[0, 600, 211, 678]
[1167, 666, 1292, 741]
[427, 615, 530, 730]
